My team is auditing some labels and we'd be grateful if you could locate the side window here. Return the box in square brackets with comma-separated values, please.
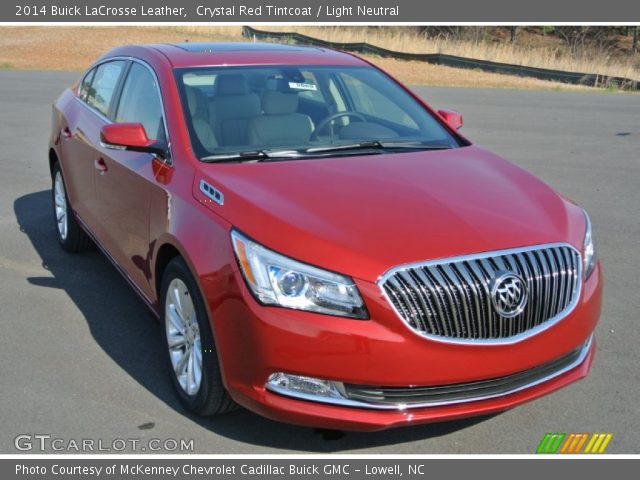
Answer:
[79, 68, 96, 101]
[339, 73, 418, 129]
[115, 63, 166, 141]
[86, 60, 126, 117]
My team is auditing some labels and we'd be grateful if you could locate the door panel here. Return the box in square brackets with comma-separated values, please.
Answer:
[92, 61, 169, 300]
[58, 100, 103, 229]
[93, 149, 157, 299]
[58, 60, 127, 234]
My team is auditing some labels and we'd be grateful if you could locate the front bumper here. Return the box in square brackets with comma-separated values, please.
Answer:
[206, 261, 602, 431]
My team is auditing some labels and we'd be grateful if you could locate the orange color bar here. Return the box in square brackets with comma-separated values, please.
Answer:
[572, 433, 589, 453]
[560, 434, 575, 453]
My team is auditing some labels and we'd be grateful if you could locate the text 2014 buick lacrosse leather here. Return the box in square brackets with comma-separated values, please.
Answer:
[48, 42, 602, 431]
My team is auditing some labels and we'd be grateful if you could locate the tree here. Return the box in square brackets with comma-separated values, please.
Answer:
[418, 26, 488, 42]
[555, 27, 617, 54]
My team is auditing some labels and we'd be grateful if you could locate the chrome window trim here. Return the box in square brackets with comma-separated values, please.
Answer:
[73, 56, 174, 166]
[266, 334, 593, 411]
[377, 242, 583, 345]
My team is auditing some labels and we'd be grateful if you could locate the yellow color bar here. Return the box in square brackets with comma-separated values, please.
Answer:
[584, 433, 613, 453]
[584, 434, 599, 453]
[591, 434, 606, 453]
[598, 434, 613, 453]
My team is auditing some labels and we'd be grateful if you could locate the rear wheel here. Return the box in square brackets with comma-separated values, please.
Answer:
[160, 257, 235, 415]
[52, 162, 91, 252]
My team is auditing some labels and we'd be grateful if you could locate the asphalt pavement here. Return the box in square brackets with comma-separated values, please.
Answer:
[0, 70, 638, 453]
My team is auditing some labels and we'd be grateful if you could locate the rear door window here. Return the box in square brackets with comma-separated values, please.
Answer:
[79, 68, 96, 101]
[86, 60, 126, 118]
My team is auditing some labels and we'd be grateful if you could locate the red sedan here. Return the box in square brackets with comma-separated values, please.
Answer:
[48, 42, 602, 431]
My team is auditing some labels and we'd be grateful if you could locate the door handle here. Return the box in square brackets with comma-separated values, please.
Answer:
[94, 158, 108, 175]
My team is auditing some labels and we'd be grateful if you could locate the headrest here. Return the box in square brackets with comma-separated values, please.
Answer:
[215, 74, 249, 96]
[262, 90, 299, 115]
[265, 77, 291, 93]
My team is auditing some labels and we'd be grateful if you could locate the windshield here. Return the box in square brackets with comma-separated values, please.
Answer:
[175, 65, 462, 161]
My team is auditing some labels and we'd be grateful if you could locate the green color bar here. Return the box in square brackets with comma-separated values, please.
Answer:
[548, 433, 566, 453]
[537, 433, 553, 453]
[537, 433, 566, 453]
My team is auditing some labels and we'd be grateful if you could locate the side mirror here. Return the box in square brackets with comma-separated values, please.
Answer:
[100, 123, 168, 159]
[437, 109, 463, 130]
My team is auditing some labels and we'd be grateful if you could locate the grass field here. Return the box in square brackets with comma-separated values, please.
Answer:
[255, 26, 640, 81]
[1, 26, 637, 92]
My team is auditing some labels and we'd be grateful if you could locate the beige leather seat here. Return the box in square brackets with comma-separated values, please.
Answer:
[210, 75, 260, 147]
[185, 86, 217, 151]
[248, 90, 314, 147]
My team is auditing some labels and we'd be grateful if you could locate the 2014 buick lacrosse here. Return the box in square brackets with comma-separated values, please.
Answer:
[48, 42, 602, 430]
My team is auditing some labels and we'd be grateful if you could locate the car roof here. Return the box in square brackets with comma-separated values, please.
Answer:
[107, 42, 369, 68]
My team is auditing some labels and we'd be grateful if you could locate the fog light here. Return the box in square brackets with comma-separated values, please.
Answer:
[266, 372, 346, 401]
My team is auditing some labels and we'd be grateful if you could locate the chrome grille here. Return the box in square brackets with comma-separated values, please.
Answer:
[380, 244, 581, 343]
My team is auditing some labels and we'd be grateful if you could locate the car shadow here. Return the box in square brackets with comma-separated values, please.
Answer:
[15, 189, 497, 453]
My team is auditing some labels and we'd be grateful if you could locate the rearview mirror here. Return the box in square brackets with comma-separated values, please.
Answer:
[101, 123, 168, 159]
[437, 109, 463, 130]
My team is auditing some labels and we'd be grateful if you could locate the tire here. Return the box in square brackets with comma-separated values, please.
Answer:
[51, 162, 92, 253]
[160, 257, 235, 416]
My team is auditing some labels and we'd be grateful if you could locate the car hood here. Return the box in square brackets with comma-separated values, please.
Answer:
[198, 145, 585, 282]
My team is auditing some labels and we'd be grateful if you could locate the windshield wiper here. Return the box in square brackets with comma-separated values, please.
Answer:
[378, 140, 454, 150]
[200, 150, 268, 162]
[304, 140, 453, 154]
[200, 150, 302, 163]
[200, 141, 453, 163]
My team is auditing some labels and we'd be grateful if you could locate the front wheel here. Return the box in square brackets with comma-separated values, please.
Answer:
[160, 257, 235, 416]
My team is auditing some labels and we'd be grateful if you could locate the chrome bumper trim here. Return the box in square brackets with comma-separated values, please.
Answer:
[265, 335, 593, 410]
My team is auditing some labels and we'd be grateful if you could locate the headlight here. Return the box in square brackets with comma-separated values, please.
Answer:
[583, 210, 596, 279]
[230, 230, 368, 319]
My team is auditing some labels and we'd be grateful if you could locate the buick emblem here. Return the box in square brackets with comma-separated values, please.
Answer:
[490, 271, 528, 318]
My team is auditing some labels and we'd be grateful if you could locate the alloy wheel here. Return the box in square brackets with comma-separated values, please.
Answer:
[53, 171, 68, 240]
[165, 278, 203, 396]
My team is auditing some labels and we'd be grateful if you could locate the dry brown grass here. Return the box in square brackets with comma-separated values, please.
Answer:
[368, 57, 594, 91]
[0, 26, 241, 71]
[253, 26, 640, 81]
[0, 26, 632, 92]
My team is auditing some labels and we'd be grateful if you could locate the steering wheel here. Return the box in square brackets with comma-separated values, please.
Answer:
[310, 111, 367, 141]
